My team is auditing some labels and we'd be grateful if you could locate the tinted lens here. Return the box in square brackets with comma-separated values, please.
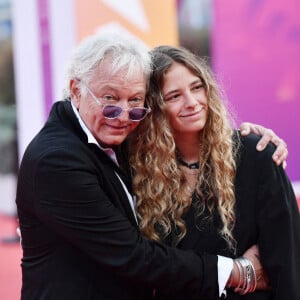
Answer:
[103, 106, 122, 119]
[102, 105, 148, 121]
[129, 108, 147, 121]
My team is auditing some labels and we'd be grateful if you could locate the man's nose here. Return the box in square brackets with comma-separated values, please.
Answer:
[116, 100, 131, 121]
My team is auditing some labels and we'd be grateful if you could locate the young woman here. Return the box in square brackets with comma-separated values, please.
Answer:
[129, 45, 300, 299]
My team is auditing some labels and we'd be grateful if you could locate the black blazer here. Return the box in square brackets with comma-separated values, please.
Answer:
[155, 132, 300, 300]
[16, 100, 220, 300]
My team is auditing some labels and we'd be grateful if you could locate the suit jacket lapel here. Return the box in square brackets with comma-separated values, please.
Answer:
[88, 144, 138, 228]
[60, 100, 138, 227]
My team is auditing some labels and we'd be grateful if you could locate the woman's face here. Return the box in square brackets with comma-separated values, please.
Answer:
[161, 62, 208, 139]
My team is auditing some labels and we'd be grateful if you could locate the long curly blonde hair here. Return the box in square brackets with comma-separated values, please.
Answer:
[128, 46, 240, 251]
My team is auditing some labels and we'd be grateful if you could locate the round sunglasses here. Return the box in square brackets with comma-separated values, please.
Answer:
[82, 82, 151, 121]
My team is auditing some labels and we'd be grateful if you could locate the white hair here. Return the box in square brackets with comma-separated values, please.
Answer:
[62, 33, 152, 97]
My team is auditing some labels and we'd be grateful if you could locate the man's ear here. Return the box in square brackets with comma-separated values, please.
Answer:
[70, 79, 81, 108]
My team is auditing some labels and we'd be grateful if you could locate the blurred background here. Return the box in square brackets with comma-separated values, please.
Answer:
[0, 0, 299, 298]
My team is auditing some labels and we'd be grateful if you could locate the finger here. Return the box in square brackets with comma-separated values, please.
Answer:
[256, 132, 274, 151]
[282, 160, 287, 169]
[239, 122, 264, 136]
[248, 124, 269, 136]
[257, 128, 283, 151]
[239, 122, 252, 136]
[272, 141, 288, 165]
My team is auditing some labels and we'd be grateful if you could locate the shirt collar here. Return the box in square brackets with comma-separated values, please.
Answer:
[70, 100, 119, 165]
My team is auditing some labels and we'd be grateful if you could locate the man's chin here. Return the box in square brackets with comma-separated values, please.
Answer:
[99, 137, 127, 147]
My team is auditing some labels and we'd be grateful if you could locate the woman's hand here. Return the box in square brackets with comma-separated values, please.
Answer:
[227, 245, 271, 293]
[242, 244, 271, 290]
[239, 122, 288, 168]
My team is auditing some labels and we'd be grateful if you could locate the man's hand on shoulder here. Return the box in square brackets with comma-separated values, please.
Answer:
[239, 122, 288, 168]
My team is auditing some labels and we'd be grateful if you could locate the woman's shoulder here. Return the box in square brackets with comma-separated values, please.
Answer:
[233, 129, 276, 161]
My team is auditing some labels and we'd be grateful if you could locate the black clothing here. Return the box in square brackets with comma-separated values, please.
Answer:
[16, 100, 220, 300]
[155, 132, 300, 300]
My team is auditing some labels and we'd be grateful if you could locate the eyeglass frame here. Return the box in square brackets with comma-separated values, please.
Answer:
[78, 80, 151, 122]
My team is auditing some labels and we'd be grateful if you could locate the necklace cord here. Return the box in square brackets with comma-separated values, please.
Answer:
[177, 157, 200, 169]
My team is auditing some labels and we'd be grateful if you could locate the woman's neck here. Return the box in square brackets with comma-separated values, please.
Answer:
[175, 134, 200, 163]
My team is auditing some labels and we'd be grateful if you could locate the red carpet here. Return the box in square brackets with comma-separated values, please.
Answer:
[0, 214, 22, 300]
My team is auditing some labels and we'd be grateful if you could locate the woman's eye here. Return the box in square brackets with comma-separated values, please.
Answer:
[193, 84, 204, 91]
[165, 94, 180, 102]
